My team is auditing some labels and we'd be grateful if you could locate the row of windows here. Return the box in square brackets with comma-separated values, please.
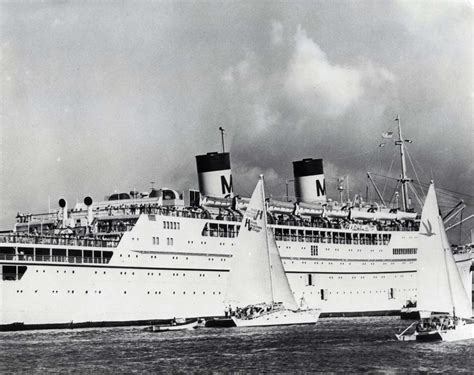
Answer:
[393, 248, 417, 255]
[164, 221, 180, 230]
[0, 247, 113, 264]
[310, 245, 318, 256]
[152, 236, 159, 245]
[28, 268, 224, 277]
[274, 228, 391, 245]
[202, 223, 240, 238]
[14, 289, 224, 296]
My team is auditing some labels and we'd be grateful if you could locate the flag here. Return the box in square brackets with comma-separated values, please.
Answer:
[381, 131, 393, 139]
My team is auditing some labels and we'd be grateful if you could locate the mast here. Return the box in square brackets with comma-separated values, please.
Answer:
[218, 127, 226, 153]
[367, 172, 387, 206]
[395, 115, 410, 211]
[260, 174, 275, 304]
[442, 223, 456, 317]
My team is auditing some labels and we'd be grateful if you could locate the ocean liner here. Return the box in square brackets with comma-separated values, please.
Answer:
[1, 121, 472, 330]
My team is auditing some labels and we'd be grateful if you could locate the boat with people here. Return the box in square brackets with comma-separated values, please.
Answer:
[396, 183, 474, 342]
[225, 176, 320, 327]
[146, 318, 203, 332]
[0, 118, 472, 330]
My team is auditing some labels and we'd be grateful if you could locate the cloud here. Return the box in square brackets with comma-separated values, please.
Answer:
[270, 20, 283, 46]
[284, 26, 363, 117]
[233, 163, 281, 197]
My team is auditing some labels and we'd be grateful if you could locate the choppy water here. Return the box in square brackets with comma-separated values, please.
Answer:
[1, 317, 472, 373]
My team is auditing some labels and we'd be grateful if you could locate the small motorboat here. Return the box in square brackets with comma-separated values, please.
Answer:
[147, 318, 203, 332]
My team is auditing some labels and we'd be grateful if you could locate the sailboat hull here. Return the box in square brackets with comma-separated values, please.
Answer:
[439, 323, 474, 342]
[398, 322, 474, 342]
[231, 309, 320, 327]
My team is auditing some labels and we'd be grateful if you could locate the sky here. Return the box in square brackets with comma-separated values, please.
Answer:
[0, 1, 473, 240]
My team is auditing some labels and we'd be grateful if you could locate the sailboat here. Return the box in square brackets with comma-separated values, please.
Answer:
[225, 175, 320, 327]
[396, 182, 473, 342]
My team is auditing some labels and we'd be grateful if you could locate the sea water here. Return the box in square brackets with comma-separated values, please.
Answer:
[1, 317, 472, 373]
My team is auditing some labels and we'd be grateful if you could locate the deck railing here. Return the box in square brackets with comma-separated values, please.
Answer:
[0, 233, 119, 248]
[0, 254, 112, 264]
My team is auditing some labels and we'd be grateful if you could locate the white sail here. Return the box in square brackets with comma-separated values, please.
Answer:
[225, 179, 273, 307]
[417, 183, 472, 318]
[440, 219, 472, 318]
[226, 177, 299, 311]
[268, 228, 299, 310]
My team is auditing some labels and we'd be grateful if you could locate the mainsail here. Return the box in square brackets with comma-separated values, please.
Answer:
[268, 230, 299, 310]
[225, 176, 298, 310]
[417, 183, 472, 319]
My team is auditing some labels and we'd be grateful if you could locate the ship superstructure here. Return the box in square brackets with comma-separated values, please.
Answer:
[1, 127, 472, 330]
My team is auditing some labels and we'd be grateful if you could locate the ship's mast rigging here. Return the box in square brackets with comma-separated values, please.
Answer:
[395, 115, 411, 212]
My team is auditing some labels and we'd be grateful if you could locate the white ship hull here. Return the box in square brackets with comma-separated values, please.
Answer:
[439, 323, 474, 342]
[232, 309, 320, 327]
[1, 213, 472, 330]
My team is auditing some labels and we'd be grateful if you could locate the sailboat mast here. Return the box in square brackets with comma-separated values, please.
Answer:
[260, 175, 275, 304]
[395, 115, 410, 211]
[441, 218, 457, 317]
